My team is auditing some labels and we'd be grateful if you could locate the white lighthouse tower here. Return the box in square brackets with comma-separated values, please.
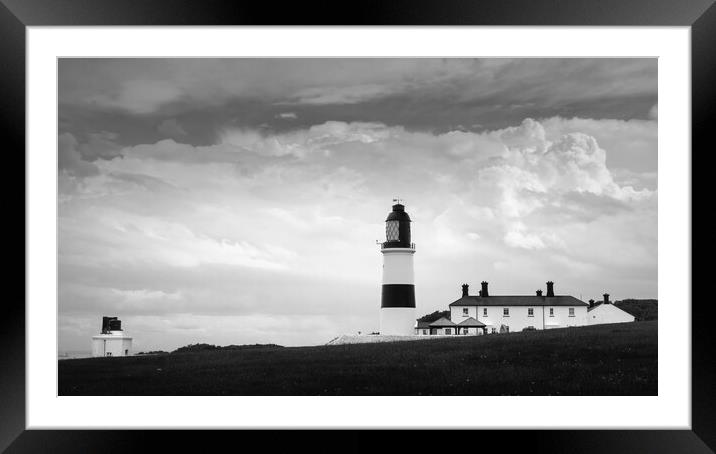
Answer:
[379, 200, 416, 335]
[91, 316, 133, 357]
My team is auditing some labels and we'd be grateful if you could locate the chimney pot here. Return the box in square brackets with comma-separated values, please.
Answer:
[461, 284, 469, 297]
[536, 290, 543, 296]
[603, 293, 610, 304]
[589, 299, 595, 308]
[546, 281, 555, 297]
[480, 281, 489, 297]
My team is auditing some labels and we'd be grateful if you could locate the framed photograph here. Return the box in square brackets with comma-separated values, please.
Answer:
[5, 0, 712, 451]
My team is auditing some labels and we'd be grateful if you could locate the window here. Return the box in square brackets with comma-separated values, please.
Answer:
[527, 308, 534, 317]
[386, 220, 400, 241]
[106, 352, 112, 357]
[503, 308, 509, 317]
[483, 308, 488, 317]
[462, 307, 469, 316]
[464, 328, 469, 334]
[491, 328, 497, 334]
[569, 307, 575, 317]
[422, 329, 427, 335]
[445, 328, 452, 335]
[549, 307, 554, 317]
[125, 349, 128, 356]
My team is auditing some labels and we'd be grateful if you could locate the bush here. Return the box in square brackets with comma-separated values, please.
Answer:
[417, 310, 450, 323]
[172, 343, 283, 354]
[172, 343, 219, 354]
[615, 299, 658, 321]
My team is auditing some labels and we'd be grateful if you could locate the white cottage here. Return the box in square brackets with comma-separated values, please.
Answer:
[449, 282, 589, 333]
[417, 281, 591, 336]
[91, 316, 132, 357]
[587, 294, 636, 325]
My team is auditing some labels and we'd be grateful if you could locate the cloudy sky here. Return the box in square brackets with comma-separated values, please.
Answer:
[58, 58, 657, 352]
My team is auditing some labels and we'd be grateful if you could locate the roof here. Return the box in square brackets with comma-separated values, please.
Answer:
[449, 295, 588, 307]
[457, 317, 486, 327]
[428, 317, 456, 327]
[588, 302, 630, 313]
[415, 321, 431, 329]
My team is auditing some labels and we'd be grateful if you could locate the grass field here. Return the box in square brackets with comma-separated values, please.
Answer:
[59, 321, 657, 395]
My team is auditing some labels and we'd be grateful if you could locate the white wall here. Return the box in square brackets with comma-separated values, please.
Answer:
[91, 335, 133, 357]
[451, 305, 588, 332]
[91, 337, 104, 357]
[543, 306, 588, 329]
[381, 249, 415, 284]
[587, 304, 635, 325]
[456, 326, 482, 335]
[380, 307, 416, 335]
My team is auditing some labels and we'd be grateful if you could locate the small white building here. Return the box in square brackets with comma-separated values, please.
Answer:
[91, 316, 132, 357]
[587, 294, 636, 325]
[428, 317, 455, 335]
[415, 316, 487, 336]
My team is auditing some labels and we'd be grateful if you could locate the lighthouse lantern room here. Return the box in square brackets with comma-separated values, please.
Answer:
[379, 200, 416, 335]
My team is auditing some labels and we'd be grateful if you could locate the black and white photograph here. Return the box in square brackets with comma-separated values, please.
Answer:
[55, 57, 659, 396]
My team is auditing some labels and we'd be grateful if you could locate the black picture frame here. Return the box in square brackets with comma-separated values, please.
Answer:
[3, 0, 712, 452]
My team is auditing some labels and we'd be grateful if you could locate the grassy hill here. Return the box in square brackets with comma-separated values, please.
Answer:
[59, 321, 656, 396]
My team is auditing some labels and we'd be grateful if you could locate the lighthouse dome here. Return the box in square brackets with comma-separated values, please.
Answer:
[385, 203, 411, 222]
[383, 203, 412, 248]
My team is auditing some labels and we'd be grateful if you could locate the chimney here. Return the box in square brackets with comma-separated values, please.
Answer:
[481, 281, 489, 297]
[462, 284, 469, 297]
[536, 289, 543, 297]
[546, 281, 554, 297]
[603, 293, 610, 304]
[589, 299, 595, 308]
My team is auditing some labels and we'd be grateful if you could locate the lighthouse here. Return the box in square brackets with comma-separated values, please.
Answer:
[91, 316, 132, 357]
[379, 200, 416, 335]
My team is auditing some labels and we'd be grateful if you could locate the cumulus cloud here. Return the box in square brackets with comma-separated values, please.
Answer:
[504, 228, 546, 250]
[58, 133, 99, 177]
[78, 131, 123, 160]
[58, 116, 657, 351]
[539, 117, 657, 174]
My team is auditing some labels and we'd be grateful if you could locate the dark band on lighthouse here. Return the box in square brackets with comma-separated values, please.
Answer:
[381, 284, 416, 308]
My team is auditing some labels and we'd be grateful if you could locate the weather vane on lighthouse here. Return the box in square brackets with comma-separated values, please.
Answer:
[392, 197, 404, 205]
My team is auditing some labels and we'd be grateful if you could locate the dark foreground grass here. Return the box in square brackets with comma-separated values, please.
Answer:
[59, 321, 657, 395]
